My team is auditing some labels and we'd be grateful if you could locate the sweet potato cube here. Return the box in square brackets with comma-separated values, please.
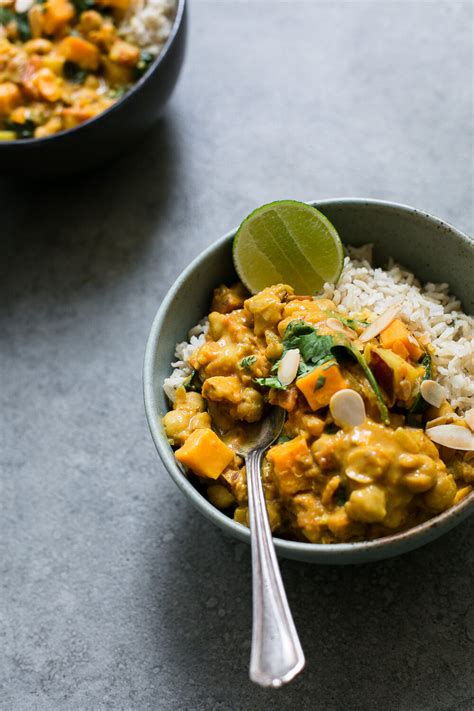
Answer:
[380, 319, 423, 361]
[42, 0, 75, 35]
[95, 0, 131, 11]
[267, 435, 313, 496]
[0, 83, 21, 117]
[390, 339, 409, 360]
[58, 36, 100, 70]
[175, 428, 234, 480]
[296, 360, 348, 411]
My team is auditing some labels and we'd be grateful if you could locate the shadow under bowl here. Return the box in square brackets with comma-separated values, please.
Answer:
[144, 198, 474, 564]
[0, 0, 186, 178]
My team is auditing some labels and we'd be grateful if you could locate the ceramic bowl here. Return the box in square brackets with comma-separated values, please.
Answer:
[0, 0, 186, 177]
[144, 198, 474, 564]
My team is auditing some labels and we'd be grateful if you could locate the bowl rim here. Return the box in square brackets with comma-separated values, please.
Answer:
[0, 0, 186, 148]
[144, 197, 474, 560]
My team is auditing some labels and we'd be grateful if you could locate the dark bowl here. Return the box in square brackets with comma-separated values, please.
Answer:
[0, 0, 186, 177]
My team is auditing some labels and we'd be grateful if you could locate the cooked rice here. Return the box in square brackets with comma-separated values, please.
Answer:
[120, 0, 177, 55]
[163, 320, 208, 402]
[164, 245, 474, 412]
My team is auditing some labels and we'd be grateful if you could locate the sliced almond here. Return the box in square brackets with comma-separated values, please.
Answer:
[426, 424, 474, 451]
[359, 303, 403, 343]
[420, 380, 448, 408]
[329, 389, 366, 427]
[426, 414, 463, 429]
[15, 0, 33, 11]
[326, 318, 357, 340]
[277, 348, 300, 386]
[465, 408, 474, 432]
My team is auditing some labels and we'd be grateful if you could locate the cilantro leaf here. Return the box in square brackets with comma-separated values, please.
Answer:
[254, 375, 286, 390]
[315, 375, 326, 390]
[282, 320, 335, 375]
[240, 355, 257, 370]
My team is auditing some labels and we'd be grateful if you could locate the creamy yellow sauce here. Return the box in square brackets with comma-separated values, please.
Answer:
[163, 283, 473, 543]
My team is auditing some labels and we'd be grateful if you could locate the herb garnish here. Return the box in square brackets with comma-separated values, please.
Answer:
[409, 353, 431, 414]
[0, 8, 31, 40]
[135, 50, 154, 79]
[240, 355, 257, 370]
[255, 319, 390, 423]
[254, 375, 286, 390]
[315, 375, 326, 390]
[184, 369, 202, 394]
[63, 61, 88, 84]
[4, 119, 36, 139]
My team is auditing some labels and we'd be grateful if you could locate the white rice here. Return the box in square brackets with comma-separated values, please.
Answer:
[322, 245, 474, 413]
[120, 0, 177, 55]
[163, 319, 209, 402]
[163, 245, 474, 413]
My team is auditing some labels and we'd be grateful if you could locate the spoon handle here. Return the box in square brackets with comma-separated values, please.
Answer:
[246, 448, 305, 688]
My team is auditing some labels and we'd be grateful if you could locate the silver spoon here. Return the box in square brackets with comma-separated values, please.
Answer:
[236, 406, 305, 688]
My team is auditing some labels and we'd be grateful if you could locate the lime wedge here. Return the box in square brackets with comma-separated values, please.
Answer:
[233, 200, 344, 294]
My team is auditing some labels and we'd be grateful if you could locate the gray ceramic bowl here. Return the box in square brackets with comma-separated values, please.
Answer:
[144, 198, 473, 564]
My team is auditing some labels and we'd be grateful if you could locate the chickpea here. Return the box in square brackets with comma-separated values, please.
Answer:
[23, 39, 53, 55]
[207, 485, 235, 509]
[346, 446, 390, 482]
[234, 506, 248, 526]
[399, 453, 438, 493]
[235, 387, 264, 423]
[78, 10, 103, 33]
[345, 485, 387, 523]
[424, 474, 456, 512]
[301, 414, 325, 437]
[162, 409, 190, 444]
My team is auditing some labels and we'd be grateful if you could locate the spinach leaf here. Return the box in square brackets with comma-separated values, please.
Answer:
[4, 119, 36, 139]
[254, 375, 286, 390]
[409, 353, 432, 414]
[184, 369, 202, 394]
[71, 0, 96, 13]
[338, 316, 369, 329]
[107, 86, 129, 99]
[63, 61, 87, 84]
[332, 337, 390, 424]
[0, 8, 31, 40]
[240, 355, 256, 370]
[134, 50, 154, 79]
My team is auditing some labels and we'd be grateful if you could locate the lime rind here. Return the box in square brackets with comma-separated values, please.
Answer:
[233, 200, 344, 294]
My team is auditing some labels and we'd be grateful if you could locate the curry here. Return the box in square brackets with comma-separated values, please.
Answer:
[0, 0, 152, 139]
[163, 283, 474, 543]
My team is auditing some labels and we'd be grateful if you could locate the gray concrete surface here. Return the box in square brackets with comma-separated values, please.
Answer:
[1, 1, 473, 709]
